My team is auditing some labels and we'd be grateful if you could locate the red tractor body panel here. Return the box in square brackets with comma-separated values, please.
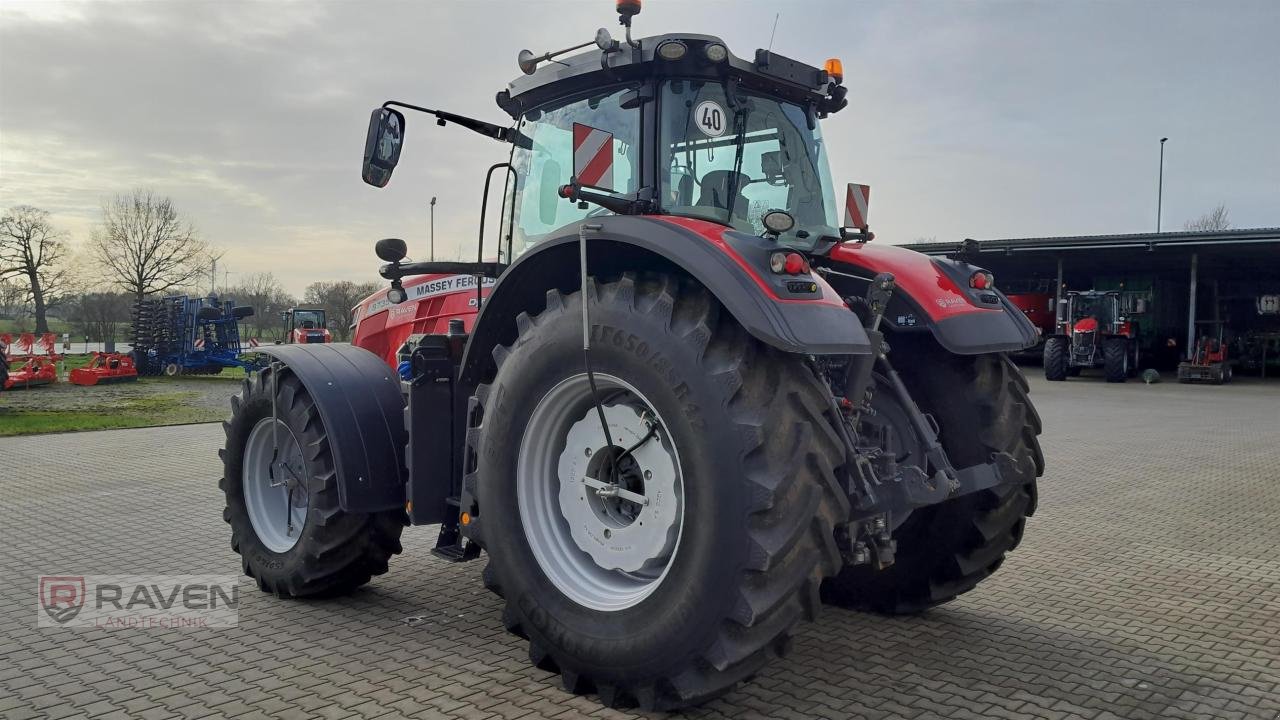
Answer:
[1073, 317, 1099, 333]
[290, 327, 333, 345]
[826, 242, 1001, 321]
[650, 216, 846, 308]
[352, 272, 494, 368]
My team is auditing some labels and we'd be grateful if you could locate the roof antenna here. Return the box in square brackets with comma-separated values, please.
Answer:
[767, 12, 780, 51]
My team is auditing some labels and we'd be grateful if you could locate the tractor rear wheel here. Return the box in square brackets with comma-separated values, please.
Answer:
[1043, 336, 1069, 380]
[821, 350, 1042, 614]
[220, 367, 406, 597]
[468, 274, 848, 710]
[1104, 337, 1128, 383]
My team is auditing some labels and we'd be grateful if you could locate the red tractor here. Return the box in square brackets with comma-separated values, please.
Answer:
[283, 307, 332, 344]
[220, 3, 1043, 710]
[1044, 290, 1140, 383]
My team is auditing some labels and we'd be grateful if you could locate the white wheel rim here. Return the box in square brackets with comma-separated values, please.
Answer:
[243, 417, 310, 553]
[517, 373, 684, 612]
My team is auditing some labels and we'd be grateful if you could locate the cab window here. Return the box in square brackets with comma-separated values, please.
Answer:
[506, 87, 640, 257]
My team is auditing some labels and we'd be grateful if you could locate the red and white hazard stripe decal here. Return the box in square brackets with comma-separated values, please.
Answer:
[572, 122, 614, 191]
[844, 183, 871, 230]
[248, 338, 260, 348]
[193, 338, 205, 349]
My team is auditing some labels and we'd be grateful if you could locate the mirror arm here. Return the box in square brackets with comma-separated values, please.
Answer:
[383, 101, 512, 143]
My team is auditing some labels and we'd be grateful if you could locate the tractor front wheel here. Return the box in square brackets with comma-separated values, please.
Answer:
[1043, 336, 1069, 381]
[468, 274, 848, 710]
[220, 368, 406, 597]
[1104, 337, 1128, 383]
[821, 350, 1042, 614]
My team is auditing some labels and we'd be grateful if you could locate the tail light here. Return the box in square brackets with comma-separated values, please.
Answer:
[769, 251, 807, 275]
[969, 271, 994, 290]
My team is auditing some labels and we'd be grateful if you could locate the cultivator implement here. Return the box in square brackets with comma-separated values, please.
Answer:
[130, 295, 258, 376]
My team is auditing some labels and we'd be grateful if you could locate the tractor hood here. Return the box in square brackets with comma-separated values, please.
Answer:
[1073, 317, 1099, 333]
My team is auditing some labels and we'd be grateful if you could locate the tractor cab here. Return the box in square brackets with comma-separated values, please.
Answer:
[283, 308, 331, 344]
[361, 2, 850, 273]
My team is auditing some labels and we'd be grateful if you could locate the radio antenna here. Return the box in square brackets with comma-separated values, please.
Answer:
[767, 13, 780, 51]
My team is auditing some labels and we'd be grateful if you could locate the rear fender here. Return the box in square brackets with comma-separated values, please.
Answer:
[820, 243, 1038, 355]
[253, 344, 407, 513]
[458, 215, 872, 387]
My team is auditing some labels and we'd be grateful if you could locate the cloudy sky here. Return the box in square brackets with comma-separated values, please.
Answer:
[2, 0, 1277, 297]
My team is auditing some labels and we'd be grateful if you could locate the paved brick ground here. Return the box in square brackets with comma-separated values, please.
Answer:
[2, 373, 1278, 719]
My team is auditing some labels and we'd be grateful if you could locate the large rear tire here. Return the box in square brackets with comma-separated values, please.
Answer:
[1043, 336, 1069, 381]
[220, 368, 406, 597]
[1104, 337, 1128, 383]
[467, 274, 848, 710]
[821, 350, 1042, 614]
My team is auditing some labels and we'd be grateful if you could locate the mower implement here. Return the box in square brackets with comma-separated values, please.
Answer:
[219, 2, 1044, 710]
[69, 352, 139, 386]
[2, 355, 57, 390]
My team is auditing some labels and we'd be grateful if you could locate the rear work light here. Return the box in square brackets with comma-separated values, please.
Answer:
[969, 271, 994, 290]
[769, 251, 807, 275]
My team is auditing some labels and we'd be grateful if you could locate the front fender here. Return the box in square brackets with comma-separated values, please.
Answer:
[460, 215, 871, 386]
[252, 344, 407, 513]
[821, 242, 1038, 355]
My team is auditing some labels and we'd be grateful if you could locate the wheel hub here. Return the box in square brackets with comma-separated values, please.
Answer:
[558, 404, 679, 574]
[517, 373, 685, 611]
[243, 417, 310, 553]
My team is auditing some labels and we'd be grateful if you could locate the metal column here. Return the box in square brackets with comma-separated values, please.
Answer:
[1186, 253, 1198, 358]
[1054, 256, 1064, 326]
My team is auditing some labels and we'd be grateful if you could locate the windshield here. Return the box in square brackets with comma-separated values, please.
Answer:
[293, 310, 325, 329]
[658, 79, 838, 248]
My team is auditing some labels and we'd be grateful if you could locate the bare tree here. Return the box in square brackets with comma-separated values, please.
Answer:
[0, 278, 31, 324]
[68, 291, 132, 344]
[226, 272, 296, 341]
[1184, 204, 1231, 232]
[90, 189, 216, 304]
[0, 206, 72, 333]
[303, 280, 382, 341]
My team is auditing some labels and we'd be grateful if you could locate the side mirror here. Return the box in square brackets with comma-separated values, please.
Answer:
[375, 237, 408, 263]
[363, 107, 406, 188]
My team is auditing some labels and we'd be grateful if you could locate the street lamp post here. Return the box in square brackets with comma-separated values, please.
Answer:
[430, 196, 437, 261]
[1157, 137, 1168, 232]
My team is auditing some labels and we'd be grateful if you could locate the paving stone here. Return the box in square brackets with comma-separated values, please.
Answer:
[1, 377, 1279, 718]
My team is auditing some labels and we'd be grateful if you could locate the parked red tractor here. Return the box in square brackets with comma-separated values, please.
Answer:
[282, 307, 332, 344]
[220, 3, 1043, 709]
[1043, 290, 1140, 382]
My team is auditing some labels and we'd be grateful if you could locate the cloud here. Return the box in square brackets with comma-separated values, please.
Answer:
[2, 0, 1277, 298]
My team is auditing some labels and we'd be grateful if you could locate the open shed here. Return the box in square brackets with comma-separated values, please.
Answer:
[910, 228, 1280, 374]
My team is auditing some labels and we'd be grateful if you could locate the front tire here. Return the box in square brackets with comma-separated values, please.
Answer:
[821, 350, 1043, 614]
[220, 368, 406, 597]
[1104, 337, 1128, 383]
[1043, 336, 1069, 381]
[468, 274, 848, 710]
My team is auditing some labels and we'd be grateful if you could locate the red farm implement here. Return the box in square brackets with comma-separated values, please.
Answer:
[1, 332, 62, 391]
[69, 352, 139, 386]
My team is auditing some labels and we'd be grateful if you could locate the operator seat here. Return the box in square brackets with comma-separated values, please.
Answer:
[697, 170, 750, 221]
